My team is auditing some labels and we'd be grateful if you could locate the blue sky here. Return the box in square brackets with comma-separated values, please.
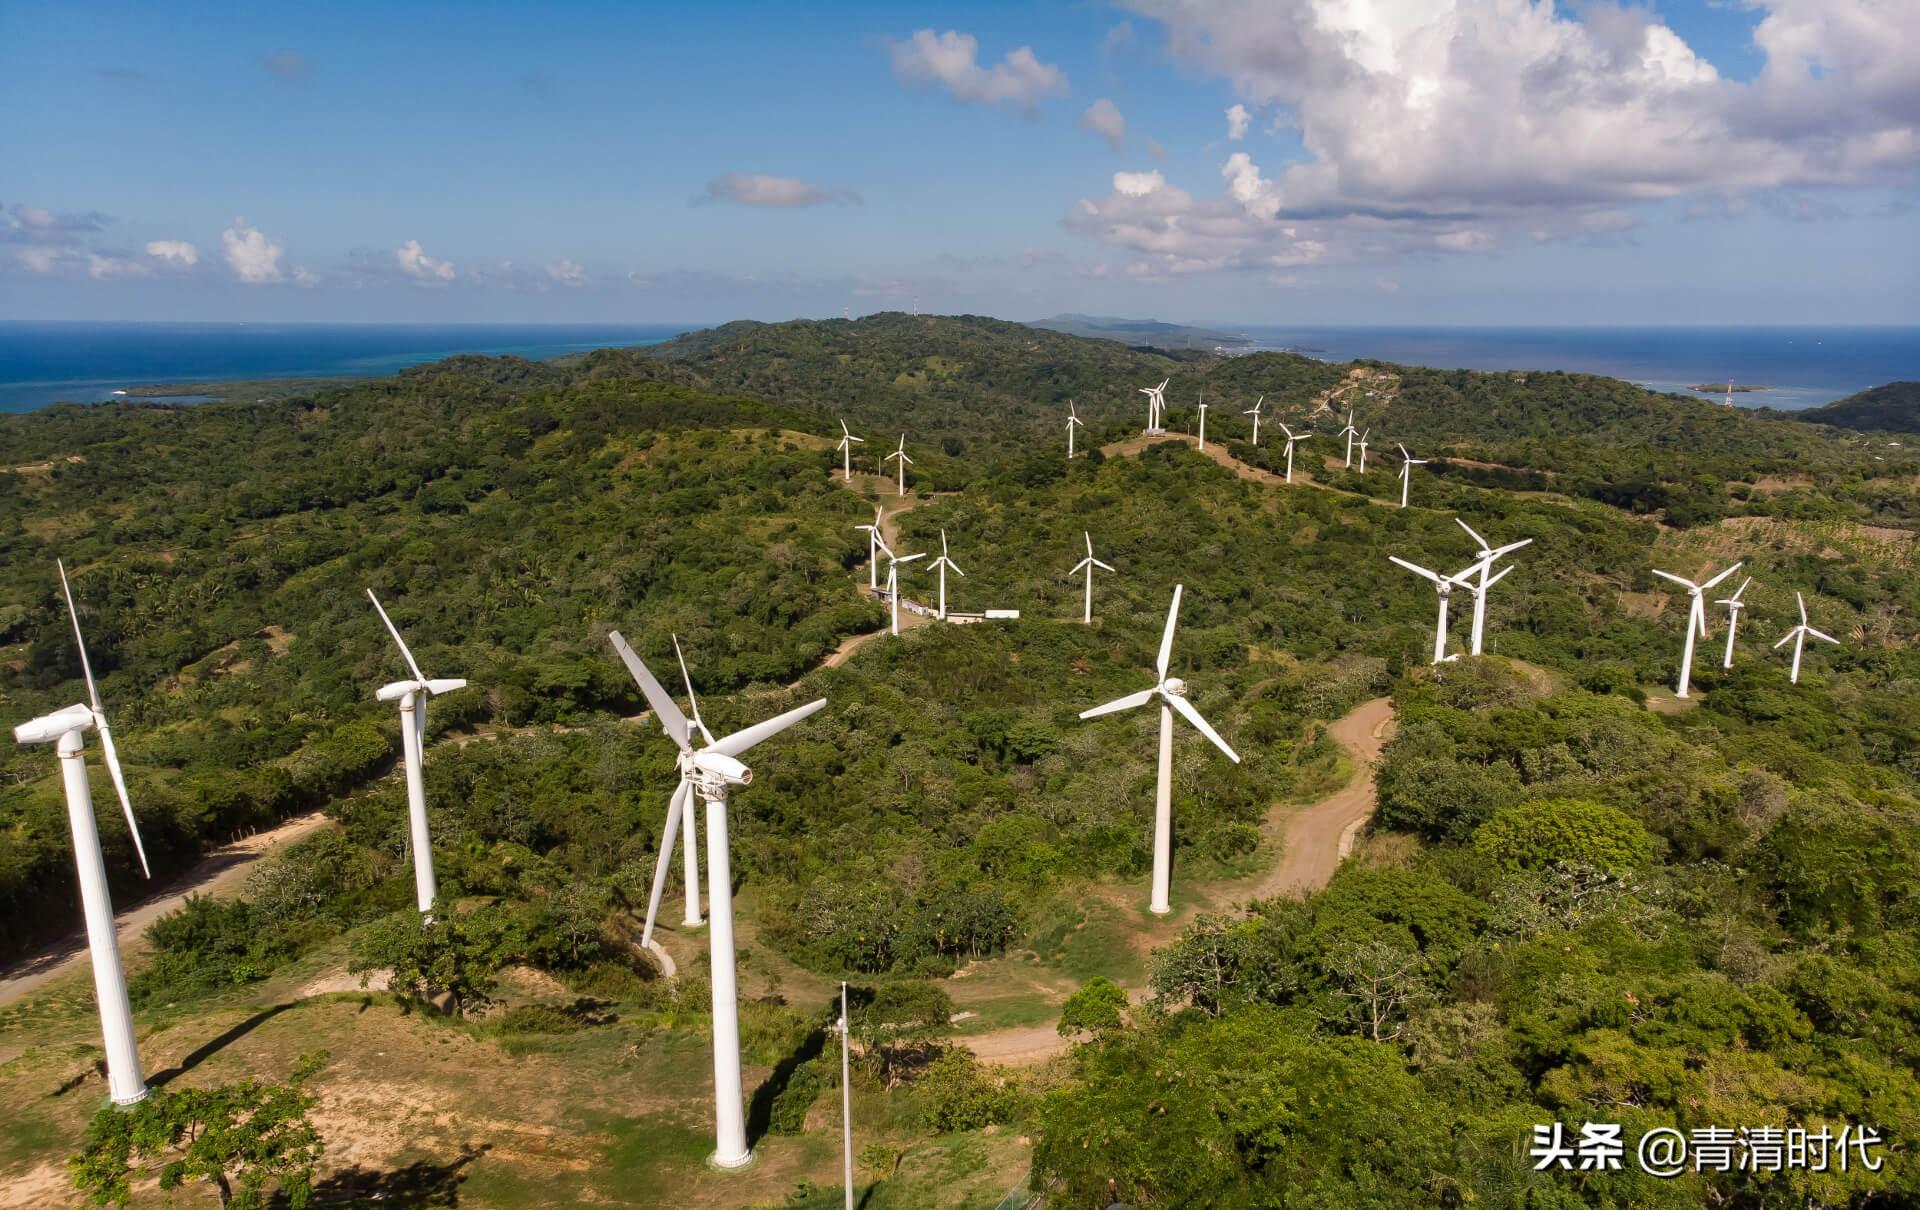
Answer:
[1, 0, 1915, 325]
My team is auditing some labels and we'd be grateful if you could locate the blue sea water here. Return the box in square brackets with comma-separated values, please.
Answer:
[0, 322, 694, 413]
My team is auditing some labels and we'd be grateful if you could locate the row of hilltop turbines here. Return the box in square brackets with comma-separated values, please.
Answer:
[14, 382, 1844, 1178]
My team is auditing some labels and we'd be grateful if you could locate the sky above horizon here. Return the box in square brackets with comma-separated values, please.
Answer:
[2, 1, 1916, 327]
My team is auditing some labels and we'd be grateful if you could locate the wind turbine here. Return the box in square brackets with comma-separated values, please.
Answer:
[1139, 379, 1168, 434]
[854, 506, 891, 592]
[1356, 428, 1372, 473]
[1066, 400, 1085, 459]
[1453, 519, 1533, 657]
[928, 529, 965, 620]
[1195, 395, 1208, 450]
[1389, 555, 1479, 665]
[1723, 379, 1735, 409]
[1716, 577, 1752, 668]
[1396, 444, 1428, 508]
[368, 590, 467, 915]
[1078, 585, 1240, 915]
[886, 548, 925, 635]
[1277, 422, 1310, 483]
[1650, 562, 1743, 699]
[883, 435, 913, 497]
[838, 981, 854, 1210]
[611, 631, 826, 1170]
[835, 420, 865, 481]
[1069, 531, 1116, 624]
[635, 636, 717, 944]
[1339, 410, 1359, 468]
[1243, 395, 1265, 444]
[1774, 592, 1838, 684]
[12, 562, 153, 1105]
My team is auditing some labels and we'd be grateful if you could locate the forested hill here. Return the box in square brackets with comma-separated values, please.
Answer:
[1788, 380, 1920, 434]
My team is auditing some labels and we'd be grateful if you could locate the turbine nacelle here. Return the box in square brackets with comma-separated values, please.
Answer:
[376, 677, 468, 701]
[13, 702, 96, 745]
[1161, 677, 1187, 698]
[690, 751, 752, 786]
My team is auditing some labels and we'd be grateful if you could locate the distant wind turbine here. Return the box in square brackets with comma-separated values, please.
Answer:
[1716, 577, 1752, 668]
[854, 506, 890, 591]
[1651, 562, 1743, 698]
[884, 435, 913, 497]
[886, 548, 925, 635]
[835, 420, 864, 481]
[1139, 379, 1168, 434]
[928, 529, 965, 620]
[1390, 554, 1478, 665]
[1396, 444, 1427, 508]
[1339, 410, 1359, 468]
[1195, 394, 1208, 450]
[1453, 519, 1532, 657]
[1774, 591, 1838, 684]
[1066, 400, 1085, 459]
[1069, 531, 1116, 624]
[1277, 422, 1310, 483]
[1356, 428, 1371, 473]
[1243, 395, 1265, 444]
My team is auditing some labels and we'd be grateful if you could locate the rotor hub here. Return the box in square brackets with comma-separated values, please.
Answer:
[1162, 677, 1187, 697]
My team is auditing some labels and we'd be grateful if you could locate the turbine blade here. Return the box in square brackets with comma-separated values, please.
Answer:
[1807, 628, 1839, 645]
[673, 634, 716, 746]
[1701, 562, 1743, 591]
[641, 778, 692, 948]
[1650, 569, 1694, 588]
[1093, 559, 1116, 572]
[1731, 576, 1751, 602]
[57, 560, 104, 713]
[1084, 532, 1094, 559]
[708, 696, 829, 758]
[1773, 630, 1798, 649]
[1079, 687, 1156, 720]
[1166, 692, 1240, 764]
[1484, 564, 1515, 588]
[368, 590, 428, 685]
[1796, 592, 1807, 625]
[93, 716, 150, 879]
[1071, 558, 1093, 576]
[1389, 555, 1442, 585]
[1156, 585, 1183, 680]
[609, 631, 691, 751]
[1490, 538, 1533, 558]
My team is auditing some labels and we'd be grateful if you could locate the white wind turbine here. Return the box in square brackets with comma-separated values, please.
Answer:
[1078, 585, 1240, 915]
[1396, 444, 1428, 508]
[1356, 428, 1372, 473]
[1651, 562, 1743, 699]
[1774, 591, 1838, 684]
[611, 631, 826, 1170]
[1339, 410, 1359, 468]
[928, 529, 965, 620]
[1066, 400, 1085, 459]
[1717, 577, 1752, 668]
[835, 420, 865, 481]
[368, 590, 467, 915]
[854, 505, 891, 592]
[1243, 395, 1265, 444]
[883, 435, 913, 497]
[11, 563, 153, 1105]
[635, 636, 717, 943]
[886, 548, 925, 635]
[1453, 520, 1533, 657]
[1389, 555, 1479, 665]
[1070, 531, 1116, 625]
[1195, 395, 1208, 450]
[1139, 379, 1168, 434]
[1277, 422, 1310, 483]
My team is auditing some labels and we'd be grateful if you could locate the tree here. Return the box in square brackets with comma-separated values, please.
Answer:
[849, 981, 954, 1085]
[1057, 976, 1129, 1039]
[348, 907, 503, 1015]
[70, 1052, 326, 1209]
[1473, 797, 1654, 874]
[1324, 937, 1429, 1042]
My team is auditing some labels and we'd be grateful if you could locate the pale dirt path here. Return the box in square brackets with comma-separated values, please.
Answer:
[0, 811, 336, 1006]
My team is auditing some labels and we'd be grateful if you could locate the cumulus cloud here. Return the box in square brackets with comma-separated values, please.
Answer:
[259, 50, 310, 80]
[1221, 152, 1281, 219]
[87, 253, 151, 280]
[1080, 98, 1128, 150]
[888, 29, 1069, 115]
[15, 247, 64, 273]
[703, 173, 860, 207]
[1112, 170, 1166, 197]
[222, 220, 286, 283]
[546, 259, 585, 286]
[145, 239, 198, 266]
[395, 238, 455, 282]
[3, 204, 109, 245]
[1225, 103, 1250, 141]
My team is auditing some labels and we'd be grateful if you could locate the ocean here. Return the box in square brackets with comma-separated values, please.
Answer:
[0, 322, 694, 413]
[0, 321, 1913, 415]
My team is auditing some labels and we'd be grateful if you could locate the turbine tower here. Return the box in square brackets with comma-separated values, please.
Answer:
[368, 590, 467, 915]
[1716, 577, 1752, 668]
[835, 420, 865, 481]
[1066, 400, 1085, 459]
[1389, 555, 1477, 665]
[883, 435, 913, 497]
[1396, 444, 1428, 508]
[1723, 379, 1734, 408]
[928, 529, 965, 620]
[854, 506, 891, 591]
[611, 631, 826, 1171]
[1195, 395, 1208, 450]
[838, 981, 854, 1210]
[1356, 428, 1371, 473]
[1453, 520, 1532, 657]
[1069, 531, 1116, 625]
[1774, 591, 1838, 684]
[1277, 422, 1310, 483]
[1139, 379, 1168, 435]
[885, 549, 925, 635]
[1243, 395, 1265, 445]
[1338, 410, 1359, 468]
[1651, 562, 1743, 699]
[1078, 585, 1240, 915]
[11, 562, 155, 1105]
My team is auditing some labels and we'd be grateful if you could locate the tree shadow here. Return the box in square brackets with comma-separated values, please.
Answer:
[147, 1001, 299, 1088]
[284, 1143, 491, 1207]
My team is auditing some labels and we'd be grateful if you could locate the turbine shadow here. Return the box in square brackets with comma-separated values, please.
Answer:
[744, 1010, 829, 1150]
[148, 1001, 299, 1087]
[276, 1144, 491, 1207]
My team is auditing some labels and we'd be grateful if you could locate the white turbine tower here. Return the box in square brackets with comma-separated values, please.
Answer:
[611, 631, 826, 1171]
[1070, 532, 1116, 625]
[1717, 577, 1752, 668]
[838, 981, 854, 1210]
[368, 590, 467, 915]
[1277, 422, 1310, 483]
[928, 529, 965, 620]
[1078, 585, 1240, 915]
[12, 563, 154, 1105]
[1338, 410, 1359, 468]
[1389, 555, 1479, 665]
[1195, 395, 1208, 450]
[1066, 400, 1085, 459]
[886, 548, 925, 635]
[1139, 379, 1168, 434]
[854, 506, 891, 592]
[1243, 395, 1265, 445]
[1356, 428, 1372, 473]
[835, 420, 864, 481]
[883, 435, 913, 497]
[1453, 520, 1533, 657]
[1396, 444, 1428, 508]
[1651, 562, 1743, 699]
[1774, 592, 1838, 684]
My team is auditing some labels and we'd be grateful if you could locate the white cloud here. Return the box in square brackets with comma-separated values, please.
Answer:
[546, 259, 585, 286]
[1225, 103, 1250, 141]
[16, 247, 63, 273]
[145, 239, 198, 266]
[222, 220, 286, 283]
[87, 253, 151, 280]
[1080, 98, 1128, 150]
[1221, 152, 1281, 220]
[704, 173, 860, 207]
[395, 238, 455, 282]
[1112, 170, 1166, 197]
[888, 29, 1069, 115]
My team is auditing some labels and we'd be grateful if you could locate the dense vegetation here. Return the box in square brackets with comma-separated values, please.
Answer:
[1787, 380, 1920, 434]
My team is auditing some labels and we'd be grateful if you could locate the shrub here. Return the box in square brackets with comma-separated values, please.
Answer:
[1473, 798, 1653, 874]
[917, 1048, 1016, 1132]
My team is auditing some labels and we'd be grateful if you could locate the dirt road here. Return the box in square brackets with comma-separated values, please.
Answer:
[1245, 696, 1396, 900]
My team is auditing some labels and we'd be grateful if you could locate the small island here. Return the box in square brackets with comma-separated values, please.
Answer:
[1692, 382, 1772, 394]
